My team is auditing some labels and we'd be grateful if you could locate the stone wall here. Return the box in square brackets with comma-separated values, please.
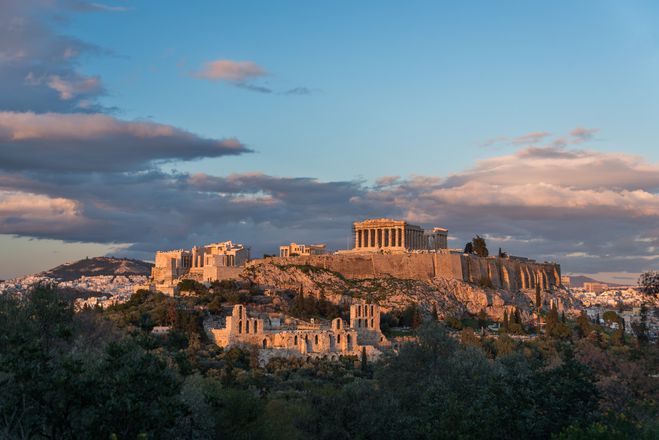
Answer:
[266, 252, 561, 291]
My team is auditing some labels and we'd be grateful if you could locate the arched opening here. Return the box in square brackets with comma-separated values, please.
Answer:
[294, 335, 298, 345]
[336, 320, 340, 329]
[254, 320, 258, 333]
[245, 321, 250, 333]
[314, 335, 319, 345]
[370, 305, 374, 316]
[238, 320, 243, 334]
[238, 305, 243, 314]
[337, 334, 341, 344]
[358, 305, 362, 315]
[371, 318, 374, 328]
[262, 339, 267, 349]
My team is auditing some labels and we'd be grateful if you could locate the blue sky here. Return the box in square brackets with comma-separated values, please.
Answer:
[73, 0, 659, 179]
[1, 0, 659, 281]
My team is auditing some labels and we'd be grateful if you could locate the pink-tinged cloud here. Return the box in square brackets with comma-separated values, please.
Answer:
[570, 127, 598, 143]
[0, 111, 251, 172]
[511, 131, 551, 145]
[0, 190, 83, 234]
[46, 74, 103, 100]
[193, 59, 267, 82]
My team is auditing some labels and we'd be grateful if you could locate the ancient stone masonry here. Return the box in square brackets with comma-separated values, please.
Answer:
[208, 302, 390, 362]
[269, 253, 561, 291]
[150, 240, 249, 295]
[351, 218, 448, 252]
[279, 242, 327, 257]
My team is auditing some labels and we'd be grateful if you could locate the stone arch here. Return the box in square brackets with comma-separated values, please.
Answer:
[370, 305, 374, 316]
[254, 320, 258, 333]
[245, 321, 250, 333]
[294, 335, 298, 345]
[238, 320, 243, 334]
[262, 338, 267, 349]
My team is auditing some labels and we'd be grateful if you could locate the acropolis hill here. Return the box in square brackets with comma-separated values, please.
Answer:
[145, 218, 574, 326]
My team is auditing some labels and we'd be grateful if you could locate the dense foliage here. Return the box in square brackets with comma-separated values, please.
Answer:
[1, 286, 657, 439]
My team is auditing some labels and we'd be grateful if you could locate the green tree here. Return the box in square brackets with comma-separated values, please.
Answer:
[472, 235, 489, 257]
[638, 271, 659, 297]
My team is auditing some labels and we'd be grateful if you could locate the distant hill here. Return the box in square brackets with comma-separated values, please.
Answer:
[41, 257, 153, 281]
[566, 275, 624, 288]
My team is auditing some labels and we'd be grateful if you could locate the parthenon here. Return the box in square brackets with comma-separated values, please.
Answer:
[352, 218, 448, 252]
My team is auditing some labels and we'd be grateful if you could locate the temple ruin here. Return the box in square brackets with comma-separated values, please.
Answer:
[352, 218, 448, 252]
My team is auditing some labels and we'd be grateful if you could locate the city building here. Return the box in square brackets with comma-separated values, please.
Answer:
[584, 282, 609, 294]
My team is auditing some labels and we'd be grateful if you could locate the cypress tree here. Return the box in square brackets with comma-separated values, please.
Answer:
[503, 310, 509, 329]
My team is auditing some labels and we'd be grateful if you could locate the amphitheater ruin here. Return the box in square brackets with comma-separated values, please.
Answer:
[208, 302, 390, 361]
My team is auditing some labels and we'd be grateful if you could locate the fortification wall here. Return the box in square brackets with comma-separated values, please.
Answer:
[268, 252, 560, 291]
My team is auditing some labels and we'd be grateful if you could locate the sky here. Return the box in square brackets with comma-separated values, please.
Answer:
[1, 0, 659, 283]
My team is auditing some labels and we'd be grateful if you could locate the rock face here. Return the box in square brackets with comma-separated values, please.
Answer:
[269, 252, 561, 291]
[242, 260, 582, 322]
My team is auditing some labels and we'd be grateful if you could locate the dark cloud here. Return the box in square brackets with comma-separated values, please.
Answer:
[284, 87, 314, 96]
[0, 112, 251, 172]
[2, 144, 659, 276]
[0, 0, 114, 113]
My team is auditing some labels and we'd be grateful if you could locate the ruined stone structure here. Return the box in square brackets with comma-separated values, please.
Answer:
[208, 302, 390, 362]
[151, 240, 250, 294]
[270, 252, 561, 292]
[426, 227, 449, 250]
[352, 218, 448, 252]
[279, 242, 327, 257]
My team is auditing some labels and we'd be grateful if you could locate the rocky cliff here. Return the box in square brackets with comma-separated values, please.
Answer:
[243, 260, 582, 322]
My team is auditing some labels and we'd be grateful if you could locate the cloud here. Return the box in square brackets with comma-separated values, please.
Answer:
[0, 111, 251, 172]
[192, 59, 314, 95]
[511, 131, 551, 145]
[0, 0, 111, 112]
[1, 136, 658, 277]
[482, 127, 599, 150]
[284, 87, 314, 96]
[193, 59, 266, 82]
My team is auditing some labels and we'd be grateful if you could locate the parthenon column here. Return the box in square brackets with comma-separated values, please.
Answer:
[375, 228, 380, 248]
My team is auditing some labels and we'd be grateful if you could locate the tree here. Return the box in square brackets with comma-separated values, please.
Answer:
[411, 304, 423, 329]
[472, 235, 489, 258]
[638, 271, 659, 297]
[631, 303, 649, 345]
[464, 242, 474, 254]
[361, 347, 368, 372]
[576, 311, 592, 338]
